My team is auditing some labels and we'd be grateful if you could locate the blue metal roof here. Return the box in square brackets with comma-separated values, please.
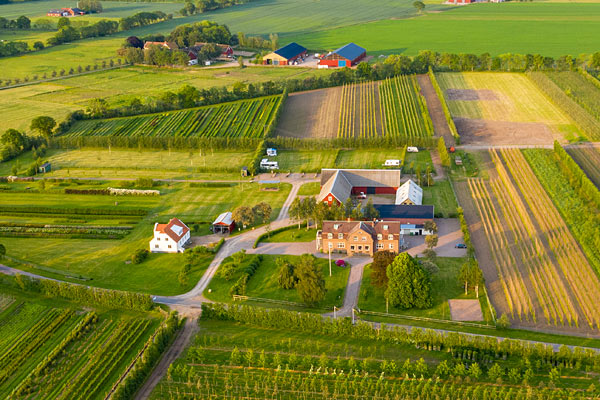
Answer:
[374, 205, 434, 220]
[334, 43, 366, 62]
[274, 42, 306, 60]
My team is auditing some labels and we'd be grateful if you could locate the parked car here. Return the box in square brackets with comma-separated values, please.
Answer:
[455, 243, 467, 249]
[357, 192, 367, 199]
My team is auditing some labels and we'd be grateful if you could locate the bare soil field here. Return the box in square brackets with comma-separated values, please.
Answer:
[437, 72, 575, 145]
[417, 74, 454, 144]
[454, 118, 558, 146]
[276, 87, 342, 138]
[448, 299, 483, 322]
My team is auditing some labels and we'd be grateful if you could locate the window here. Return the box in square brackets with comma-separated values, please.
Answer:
[388, 234, 394, 241]
[377, 234, 382, 240]
[338, 242, 345, 249]
[328, 243, 333, 249]
[383, 225, 388, 230]
[157, 237, 160, 241]
[358, 245, 362, 251]
[389, 244, 394, 250]
[353, 236, 358, 241]
[338, 233, 343, 239]
[327, 233, 333, 239]
[168, 245, 172, 249]
[328, 196, 332, 202]
[155, 244, 159, 248]
[365, 245, 370, 251]
[350, 245, 355, 250]
[334, 224, 339, 230]
[377, 243, 384, 249]
[361, 236, 366, 242]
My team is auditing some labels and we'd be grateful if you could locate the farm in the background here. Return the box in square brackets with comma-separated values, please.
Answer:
[63, 96, 283, 139]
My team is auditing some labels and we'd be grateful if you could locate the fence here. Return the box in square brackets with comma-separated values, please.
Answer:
[357, 309, 496, 329]
[232, 295, 329, 311]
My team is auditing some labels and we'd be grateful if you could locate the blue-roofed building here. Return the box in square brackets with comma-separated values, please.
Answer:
[263, 42, 307, 66]
[319, 43, 366, 68]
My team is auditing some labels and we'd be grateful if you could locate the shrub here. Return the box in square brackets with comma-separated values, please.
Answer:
[131, 248, 149, 264]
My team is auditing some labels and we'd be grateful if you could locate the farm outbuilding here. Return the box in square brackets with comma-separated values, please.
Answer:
[319, 43, 366, 68]
[318, 169, 401, 205]
[395, 179, 423, 205]
[263, 42, 307, 66]
[212, 212, 235, 234]
[38, 162, 51, 174]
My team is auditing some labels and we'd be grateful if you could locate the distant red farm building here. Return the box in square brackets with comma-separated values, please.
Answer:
[317, 169, 401, 206]
[319, 43, 366, 68]
[47, 7, 86, 17]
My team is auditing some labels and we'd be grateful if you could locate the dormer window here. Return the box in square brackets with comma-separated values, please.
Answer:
[388, 234, 393, 240]
[327, 233, 333, 239]
[383, 225, 388, 230]
[338, 233, 343, 239]
[334, 224, 339, 230]
[377, 234, 382, 240]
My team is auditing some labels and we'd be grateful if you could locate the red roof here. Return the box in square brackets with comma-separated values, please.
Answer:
[155, 218, 189, 242]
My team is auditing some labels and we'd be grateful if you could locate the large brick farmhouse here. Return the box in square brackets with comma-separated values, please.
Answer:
[317, 169, 401, 205]
[319, 43, 366, 68]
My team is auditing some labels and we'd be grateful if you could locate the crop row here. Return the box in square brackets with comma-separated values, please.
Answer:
[64, 96, 283, 139]
[501, 149, 600, 329]
[0, 302, 49, 353]
[567, 146, 600, 189]
[337, 81, 379, 138]
[379, 75, 433, 138]
[0, 225, 131, 239]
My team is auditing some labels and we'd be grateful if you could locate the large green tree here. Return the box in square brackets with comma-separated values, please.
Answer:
[295, 254, 326, 306]
[370, 250, 396, 288]
[386, 253, 432, 309]
[30, 116, 56, 139]
[1, 129, 26, 149]
[232, 205, 254, 228]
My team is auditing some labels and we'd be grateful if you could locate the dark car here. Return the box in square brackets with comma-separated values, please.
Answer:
[455, 243, 467, 249]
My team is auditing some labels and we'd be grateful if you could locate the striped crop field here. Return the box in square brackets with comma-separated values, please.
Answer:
[468, 148, 600, 330]
[567, 145, 600, 188]
[337, 75, 433, 139]
[64, 96, 282, 139]
[1, 299, 156, 399]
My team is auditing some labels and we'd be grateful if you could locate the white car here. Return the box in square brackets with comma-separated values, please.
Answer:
[407, 146, 419, 153]
[357, 192, 367, 199]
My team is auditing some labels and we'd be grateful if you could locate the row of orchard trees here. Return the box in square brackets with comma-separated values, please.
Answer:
[202, 303, 600, 371]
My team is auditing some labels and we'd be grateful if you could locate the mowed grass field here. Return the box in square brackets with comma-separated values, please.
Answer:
[285, 3, 600, 56]
[0, 181, 291, 294]
[0, 0, 182, 20]
[0, 66, 331, 132]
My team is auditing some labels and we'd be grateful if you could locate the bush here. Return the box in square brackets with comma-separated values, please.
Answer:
[131, 248, 149, 264]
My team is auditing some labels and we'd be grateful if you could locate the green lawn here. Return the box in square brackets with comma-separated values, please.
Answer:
[205, 254, 349, 309]
[422, 179, 458, 218]
[275, 150, 337, 172]
[285, 3, 600, 57]
[0, 181, 291, 294]
[262, 227, 317, 243]
[335, 149, 408, 169]
[297, 181, 320, 196]
[359, 257, 474, 320]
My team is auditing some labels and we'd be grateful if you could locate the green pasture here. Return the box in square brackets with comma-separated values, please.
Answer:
[0, 29, 55, 47]
[0, 181, 291, 294]
[0, 66, 330, 132]
[358, 257, 477, 320]
[0, 0, 182, 20]
[275, 150, 337, 172]
[285, 3, 600, 57]
[204, 254, 349, 309]
[335, 149, 410, 169]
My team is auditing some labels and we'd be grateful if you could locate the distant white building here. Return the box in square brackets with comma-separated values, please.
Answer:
[149, 218, 190, 253]
[266, 148, 277, 157]
[395, 179, 423, 206]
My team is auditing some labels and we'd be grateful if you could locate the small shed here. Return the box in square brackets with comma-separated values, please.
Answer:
[212, 212, 235, 234]
[38, 162, 51, 174]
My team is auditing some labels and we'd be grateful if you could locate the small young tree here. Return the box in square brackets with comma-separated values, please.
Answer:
[363, 198, 379, 220]
[289, 198, 303, 229]
[496, 313, 510, 329]
[0, 243, 5, 259]
[413, 1, 425, 13]
[238, 56, 244, 68]
[277, 258, 297, 289]
[425, 234, 438, 250]
[423, 220, 438, 234]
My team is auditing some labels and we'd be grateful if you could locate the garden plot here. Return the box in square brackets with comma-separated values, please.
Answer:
[437, 72, 574, 145]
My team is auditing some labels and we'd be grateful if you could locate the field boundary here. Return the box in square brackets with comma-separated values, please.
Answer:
[358, 309, 496, 329]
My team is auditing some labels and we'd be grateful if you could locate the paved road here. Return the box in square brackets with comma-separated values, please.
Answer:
[324, 257, 368, 318]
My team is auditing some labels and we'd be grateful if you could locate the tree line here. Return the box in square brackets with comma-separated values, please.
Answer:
[180, 0, 258, 16]
[13, 273, 154, 311]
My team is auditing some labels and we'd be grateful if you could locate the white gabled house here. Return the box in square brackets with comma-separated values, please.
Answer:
[395, 179, 423, 206]
[149, 218, 190, 253]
